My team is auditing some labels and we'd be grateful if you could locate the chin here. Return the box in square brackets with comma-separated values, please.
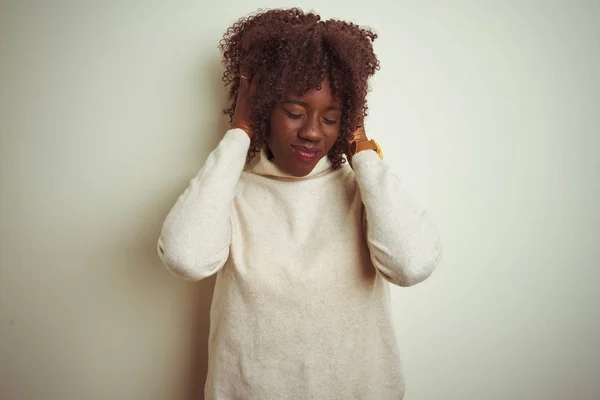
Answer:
[275, 151, 321, 177]
[285, 161, 317, 177]
[288, 167, 312, 177]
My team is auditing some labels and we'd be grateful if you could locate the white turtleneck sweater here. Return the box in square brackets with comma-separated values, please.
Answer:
[158, 128, 441, 399]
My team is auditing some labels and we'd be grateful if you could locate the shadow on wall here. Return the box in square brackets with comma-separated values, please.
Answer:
[187, 58, 231, 400]
[152, 56, 231, 400]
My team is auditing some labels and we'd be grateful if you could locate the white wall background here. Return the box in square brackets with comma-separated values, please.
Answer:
[1, 1, 598, 399]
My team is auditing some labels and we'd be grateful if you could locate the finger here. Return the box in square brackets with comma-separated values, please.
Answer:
[350, 124, 367, 143]
[239, 66, 251, 90]
[237, 73, 250, 104]
[248, 73, 259, 97]
[238, 78, 249, 96]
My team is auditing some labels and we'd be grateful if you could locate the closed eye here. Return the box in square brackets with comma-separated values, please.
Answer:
[323, 118, 337, 125]
[284, 109, 304, 119]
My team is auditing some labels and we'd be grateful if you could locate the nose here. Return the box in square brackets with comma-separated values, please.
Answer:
[298, 115, 324, 142]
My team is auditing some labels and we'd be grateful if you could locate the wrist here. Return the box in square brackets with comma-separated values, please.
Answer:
[349, 138, 383, 160]
[232, 122, 252, 138]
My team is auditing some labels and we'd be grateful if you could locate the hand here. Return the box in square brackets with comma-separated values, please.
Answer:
[231, 69, 258, 138]
[350, 124, 369, 144]
[350, 113, 369, 144]
[346, 119, 369, 165]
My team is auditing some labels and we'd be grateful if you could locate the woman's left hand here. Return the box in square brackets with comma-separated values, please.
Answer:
[346, 122, 369, 164]
[350, 124, 369, 143]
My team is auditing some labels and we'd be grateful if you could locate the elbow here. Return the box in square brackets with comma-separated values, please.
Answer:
[157, 237, 226, 281]
[376, 242, 442, 287]
[393, 260, 438, 287]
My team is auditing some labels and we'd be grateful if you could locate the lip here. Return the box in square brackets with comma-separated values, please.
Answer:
[290, 145, 322, 162]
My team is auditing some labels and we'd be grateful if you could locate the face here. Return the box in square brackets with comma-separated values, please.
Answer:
[267, 79, 342, 177]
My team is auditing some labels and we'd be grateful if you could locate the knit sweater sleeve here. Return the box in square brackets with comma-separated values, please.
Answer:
[157, 128, 250, 280]
[352, 149, 442, 286]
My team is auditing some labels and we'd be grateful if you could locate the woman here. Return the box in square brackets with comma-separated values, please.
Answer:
[158, 8, 441, 399]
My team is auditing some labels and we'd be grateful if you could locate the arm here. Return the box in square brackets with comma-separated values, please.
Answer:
[352, 149, 442, 287]
[157, 129, 250, 280]
[159, 68, 257, 280]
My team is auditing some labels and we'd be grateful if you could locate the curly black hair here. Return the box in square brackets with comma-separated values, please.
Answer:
[219, 8, 380, 169]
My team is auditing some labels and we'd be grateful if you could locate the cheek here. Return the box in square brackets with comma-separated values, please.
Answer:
[326, 127, 342, 146]
[267, 116, 289, 149]
[269, 115, 300, 139]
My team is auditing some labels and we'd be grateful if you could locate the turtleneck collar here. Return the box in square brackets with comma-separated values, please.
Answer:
[245, 146, 334, 180]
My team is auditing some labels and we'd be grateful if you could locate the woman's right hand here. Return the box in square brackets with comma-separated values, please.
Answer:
[231, 70, 258, 138]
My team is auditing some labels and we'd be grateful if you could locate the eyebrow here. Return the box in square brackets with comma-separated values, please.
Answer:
[281, 100, 343, 112]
